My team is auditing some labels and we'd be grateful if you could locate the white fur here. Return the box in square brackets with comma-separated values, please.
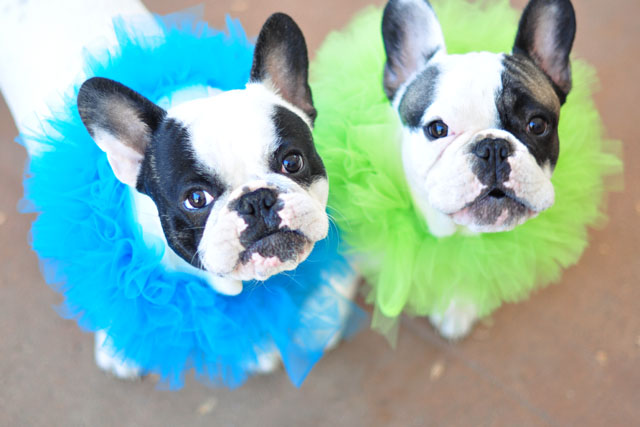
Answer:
[0, 0, 159, 157]
[94, 330, 142, 380]
[429, 299, 478, 340]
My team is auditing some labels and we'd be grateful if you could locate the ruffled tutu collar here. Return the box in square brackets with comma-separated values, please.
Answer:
[20, 10, 365, 388]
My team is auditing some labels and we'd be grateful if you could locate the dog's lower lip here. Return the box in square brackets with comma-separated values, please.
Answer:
[239, 230, 309, 264]
[251, 229, 306, 247]
[449, 187, 538, 216]
[479, 187, 531, 208]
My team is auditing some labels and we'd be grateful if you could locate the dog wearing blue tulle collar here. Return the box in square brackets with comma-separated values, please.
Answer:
[16, 9, 364, 389]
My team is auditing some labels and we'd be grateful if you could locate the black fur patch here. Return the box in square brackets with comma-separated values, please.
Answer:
[137, 119, 226, 268]
[269, 106, 326, 187]
[398, 65, 440, 128]
[496, 55, 560, 168]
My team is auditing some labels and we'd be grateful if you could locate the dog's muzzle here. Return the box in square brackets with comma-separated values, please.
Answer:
[450, 137, 548, 232]
[231, 188, 309, 265]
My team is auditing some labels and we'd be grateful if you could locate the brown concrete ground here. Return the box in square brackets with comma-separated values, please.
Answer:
[1, 0, 639, 425]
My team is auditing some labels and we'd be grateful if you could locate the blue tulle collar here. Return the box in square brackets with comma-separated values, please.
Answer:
[20, 11, 364, 389]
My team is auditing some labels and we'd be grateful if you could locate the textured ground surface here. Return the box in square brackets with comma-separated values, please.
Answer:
[1, 0, 639, 425]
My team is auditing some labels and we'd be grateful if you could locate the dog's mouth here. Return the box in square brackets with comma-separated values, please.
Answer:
[487, 188, 507, 199]
[229, 229, 313, 281]
[449, 186, 538, 232]
[239, 229, 309, 265]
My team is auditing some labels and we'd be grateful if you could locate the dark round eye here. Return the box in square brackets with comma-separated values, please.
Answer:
[527, 117, 548, 136]
[183, 190, 213, 210]
[281, 153, 304, 174]
[424, 120, 449, 140]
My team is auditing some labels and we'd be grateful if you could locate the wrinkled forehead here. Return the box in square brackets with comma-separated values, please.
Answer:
[398, 52, 505, 130]
[397, 51, 560, 133]
[167, 85, 282, 188]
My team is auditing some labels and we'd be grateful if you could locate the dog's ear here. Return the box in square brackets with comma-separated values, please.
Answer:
[250, 13, 316, 125]
[382, 0, 445, 100]
[513, 0, 576, 103]
[77, 77, 166, 187]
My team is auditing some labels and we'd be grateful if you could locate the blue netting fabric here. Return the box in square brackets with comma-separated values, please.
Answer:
[19, 10, 365, 389]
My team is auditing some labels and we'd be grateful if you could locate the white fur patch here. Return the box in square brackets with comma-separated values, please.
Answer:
[429, 299, 478, 340]
[94, 330, 142, 380]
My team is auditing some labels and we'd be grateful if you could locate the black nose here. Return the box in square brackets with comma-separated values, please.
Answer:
[473, 138, 511, 164]
[235, 188, 277, 216]
[472, 138, 512, 183]
[232, 188, 282, 245]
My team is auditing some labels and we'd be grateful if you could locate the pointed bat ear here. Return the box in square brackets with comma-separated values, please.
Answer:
[249, 13, 317, 125]
[382, 0, 446, 100]
[77, 77, 166, 187]
[513, 0, 576, 103]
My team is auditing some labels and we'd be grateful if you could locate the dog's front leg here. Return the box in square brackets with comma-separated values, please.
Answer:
[429, 299, 478, 340]
[94, 331, 142, 380]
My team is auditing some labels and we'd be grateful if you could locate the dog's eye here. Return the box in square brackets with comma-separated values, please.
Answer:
[527, 117, 548, 136]
[183, 190, 213, 210]
[424, 120, 449, 140]
[281, 153, 304, 174]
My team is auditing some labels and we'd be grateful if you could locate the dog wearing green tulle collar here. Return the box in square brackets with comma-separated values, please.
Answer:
[382, 0, 575, 337]
[311, 0, 620, 340]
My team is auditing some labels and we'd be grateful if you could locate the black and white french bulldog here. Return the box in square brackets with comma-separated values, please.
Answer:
[382, 0, 576, 338]
[78, 13, 341, 377]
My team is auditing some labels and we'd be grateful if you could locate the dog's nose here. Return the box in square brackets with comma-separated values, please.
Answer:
[472, 138, 512, 184]
[234, 188, 281, 229]
[472, 138, 511, 164]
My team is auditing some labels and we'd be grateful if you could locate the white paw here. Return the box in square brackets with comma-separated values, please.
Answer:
[429, 299, 478, 340]
[246, 347, 281, 375]
[94, 331, 143, 380]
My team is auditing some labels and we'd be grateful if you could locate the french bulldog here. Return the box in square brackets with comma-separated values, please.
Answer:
[78, 13, 342, 378]
[381, 0, 576, 338]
